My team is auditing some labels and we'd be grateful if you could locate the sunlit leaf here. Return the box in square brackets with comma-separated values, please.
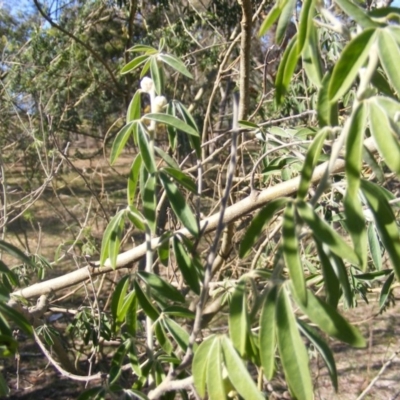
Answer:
[100, 210, 125, 267]
[127, 90, 142, 123]
[296, 289, 366, 348]
[276, 288, 313, 400]
[329, 29, 376, 103]
[302, 21, 323, 88]
[258, 2, 283, 37]
[144, 113, 199, 137]
[367, 223, 382, 271]
[121, 54, 149, 74]
[206, 338, 226, 400]
[317, 72, 338, 127]
[162, 167, 197, 194]
[335, 0, 381, 28]
[150, 56, 163, 95]
[158, 53, 193, 79]
[127, 154, 142, 205]
[260, 285, 278, 380]
[276, 0, 296, 44]
[298, 0, 316, 54]
[379, 271, 395, 310]
[283, 202, 307, 305]
[163, 317, 191, 352]
[142, 172, 156, 233]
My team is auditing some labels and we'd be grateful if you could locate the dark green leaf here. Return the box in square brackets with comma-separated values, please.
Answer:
[134, 280, 160, 321]
[154, 320, 173, 354]
[163, 317, 191, 352]
[0, 240, 35, 268]
[110, 123, 135, 165]
[154, 146, 180, 169]
[0, 303, 32, 335]
[379, 271, 395, 310]
[317, 72, 338, 127]
[127, 154, 142, 205]
[162, 167, 197, 194]
[298, 0, 316, 54]
[142, 172, 157, 233]
[137, 123, 157, 174]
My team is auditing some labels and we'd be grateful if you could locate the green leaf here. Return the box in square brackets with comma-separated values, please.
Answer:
[302, 22, 323, 88]
[128, 44, 158, 54]
[162, 167, 197, 194]
[154, 146, 180, 169]
[173, 237, 201, 295]
[258, 2, 282, 37]
[221, 336, 265, 400]
[163, 317, 191, 352]
[144, 113, 199, 137]
[283, 202, 307, 305]
[297, 128, 329, 200]
[155, 320, 173, 354]
[296, 289, 366, 348]
[142, 171, 156, 233]
[329, 29, 376, 103]
[127, 90, 142, 123]
[379, 271, 395, 310]
[137, 123, 157, 174]
[100, 210, 125, 267]
[193, 336, 217, 398]
[163, 305, 195, 319]
[368, 99, 400, 175]
[378, 28, 400, 96]
[344, 102, 367, 269]
[0, 303, 32, 335]
[134, 280, 160, 321]
[335, 0, 380, 28]
[137, 271, 185, 303]
[159, 172, 198, 237]
[276, 0, 296, 44]
[127, 154, 142, 205]
[361, 180, 400, 279]
[298, 320, 338, 392]
[239, 198, 288, 258]
[110, 123, 135, 165]
[229, 281, 249, 357]
[111, 276, 130, 331]
[0, 241, 34, 268]
[317, 72, 338, 127]
[259, 285, 278, 380]
[276, 289, 313, 400]
[315, 241, 340, 309]
[0, 372, 9, 397]
[367, 223, 382, 271]
[150, 56, 163, 95]
[158, 53, 193, 79]
[298, 0, 316, 54]
[297, 201, 359, 265]
[206, 338, 226, 400]
[275, 34, 299, 105]
[121, 54, 149, 74]
[126, 205, 146, 231]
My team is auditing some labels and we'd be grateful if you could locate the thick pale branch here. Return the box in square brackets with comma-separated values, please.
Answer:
[12, 137, 377, 300]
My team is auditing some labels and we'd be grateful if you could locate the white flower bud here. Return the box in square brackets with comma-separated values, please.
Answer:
[153, 96, 167, 113]
[140, 77, 154, 93]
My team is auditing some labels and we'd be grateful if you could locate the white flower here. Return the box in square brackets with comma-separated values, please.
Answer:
[140, 77, 154, 93]
[153, 96, 167, 112]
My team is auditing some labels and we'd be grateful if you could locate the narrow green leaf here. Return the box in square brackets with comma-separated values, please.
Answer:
[298, 320, 338, 392]
[137, 271, 185, 303]
[155, 320, 173, 354]
[127, 154, 142, 205]
[296, 289, 366, 348]
[368, 100, 400, 175]
[297, 201, 359, 265]
[229, 281, 249, 357]
[258, 3, 283, 37]
[221, 336, 265, 400]
[121, 54, 149, 74]
[173, 237, 201, 294]
[158, 53, 193, 79]
[260, 285, 278, 380]
[159, 172, 198, 237]
[206, 339, 226, 400]
[162, 167, 197, 194]
[276, 289, 313, 400]
[297, 128, 329, 200]
[150, 56, 163, 95]
[0, 240, 34, 268]
[144, 113, 199, 137]
[142, 171, 157, 233]
[378, 28, 400, 96]
[317, 72, 338, 127]
[154, 146, 180, 169]
[108, 213, 125, 270]
[361, 180, 400, 279]
[329, 29, 376, 103]
[111, 276, 130, 330]
[276, 0, 296, 44]
[127, 90, 142, 123]
[283, 202, 307, 305]
[163, 317, 191, 352]
[315, 241, 340, 309]
[137, 123, 157, 174]
[100, 210, 125, 267]
[163, 305, 195, 319]
[379, 271, 395, 310]
[354, 270, 392, 280]
[335, 0, 380, 28]
[302, 22, 323, 88]
[193, 336, 217, 398]
[367, 223, 382, 271]
[110, 123, 134, 165]
[0, 372, 9, 397]
[239, 198, 288, 258]
[125, 293, 138, 337]
[127, 205, 146, 231]
[0, 303, 32, 335]
[298, 0, 316, 54]
[133, 280, 160, 321]
[128, 44, 158, 54]
[275, 35, 299, 105]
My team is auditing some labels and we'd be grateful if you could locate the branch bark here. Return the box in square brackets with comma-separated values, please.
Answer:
[12, 137, 378, 300]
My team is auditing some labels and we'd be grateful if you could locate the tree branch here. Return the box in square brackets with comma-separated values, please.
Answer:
[12, 137, 378, 300]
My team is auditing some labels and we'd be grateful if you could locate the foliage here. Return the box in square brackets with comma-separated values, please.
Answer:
[1, 0, 400, 399]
